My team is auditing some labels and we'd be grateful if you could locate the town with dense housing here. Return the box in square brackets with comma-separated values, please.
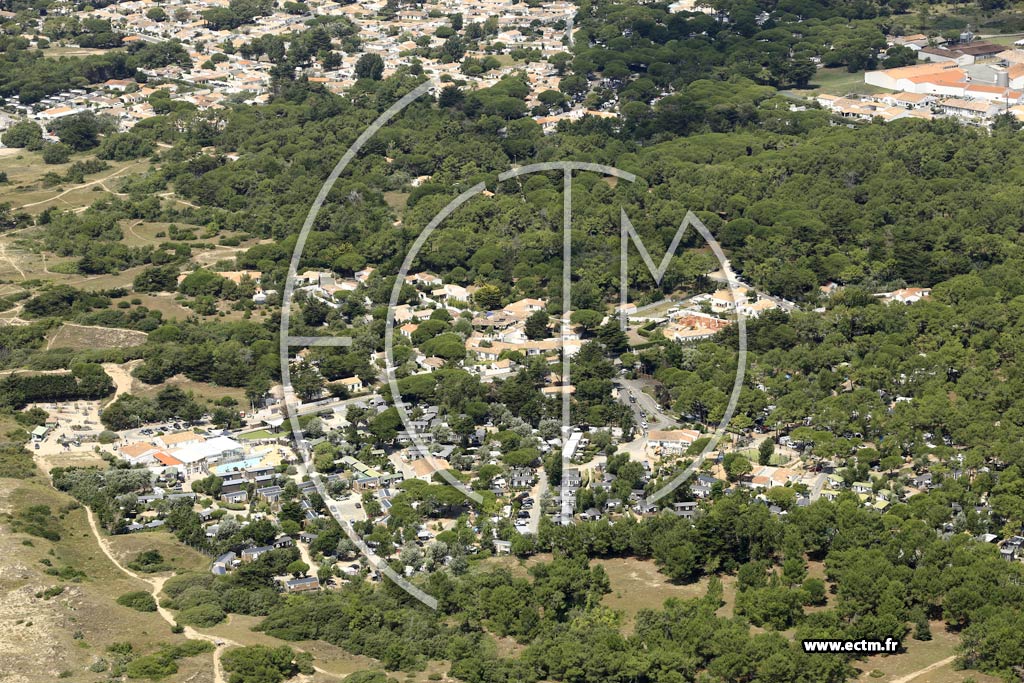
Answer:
[6, 0, 1024, 682]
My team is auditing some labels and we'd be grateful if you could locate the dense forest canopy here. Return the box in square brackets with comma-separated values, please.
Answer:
[10, 0, 1024, 679]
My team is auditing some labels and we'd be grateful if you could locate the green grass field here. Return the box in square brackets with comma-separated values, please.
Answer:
[114, 293, 195, 320]
[133, 377, 249, 406]
[983, 32, 1024, 45]
[0, 156, 151, 215]
[237, 427, 290, 440]
[103, 530, 210, 575]
[853, 622, 1000, 683]
[597, 557, 739, 631]
[802, 68, 892, 97]
[383, 190, 410, 216]
[203, 614, 381, 676]
[41, 45, 116, 58]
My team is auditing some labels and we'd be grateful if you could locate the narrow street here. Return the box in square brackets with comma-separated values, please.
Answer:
[615, 378, 675, 432]
[526, 468, 547, 534]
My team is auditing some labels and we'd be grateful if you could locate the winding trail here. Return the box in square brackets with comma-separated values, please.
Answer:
[0, 240, 26, 279]
[19, 165, 136, 209]
[157, 191, 200, 209]
[83, 506, 340, 681]
[84, 506, 233, 683]
[127, 220, 154, 243]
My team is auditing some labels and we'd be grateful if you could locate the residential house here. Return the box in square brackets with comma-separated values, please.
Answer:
[338, 376, 364, 393]
[673, 501, 699, 519]
[852, 481, 873, 494]
[647, 429, 702, 454]
[240, 545, 273, 562]
[738, 298, 778, 319]
[257, 485, 283, 504]
[157, 430, 204, 449]
[221, 477, 247, 493]
[121, 441, 159, 465]
[283, 576, 320, 592]
[562, 468, 583, 488]
[211, 551, 238, 575]
[221, 490, 248, 504]
[509, 467, 536, 488]
[881, 287, 931, 304]
[406, 271, 442, 287]
[709, 287, 748, 313]
[913, 473, 934, 489]
[503, 297, 546, 318]
[692, 474, 718, 498]
[431, 284, 470, 303]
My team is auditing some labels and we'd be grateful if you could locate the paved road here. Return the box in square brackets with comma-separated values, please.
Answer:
[126, 31, 164, 43]
[560, 431, 583, 525]
[808, 472, 828, 501]
[615, 378, 674, 432]
[271, 392, 382, 420]
[525, 469, 547, 534]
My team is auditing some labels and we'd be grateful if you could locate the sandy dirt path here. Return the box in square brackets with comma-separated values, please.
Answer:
[887, 656, 957, 683]
[100, 361, 139, 405]
[84, 506, 232, 683]
[84, 507, 339, 681]
[19, 165, 135, 209]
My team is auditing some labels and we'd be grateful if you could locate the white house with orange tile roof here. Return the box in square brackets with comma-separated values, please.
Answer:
[647, 429, 702, 453]
[709, 287, 748, 313]
[502, 297, 546, 318]
[121, 441, 159, 464]
[152, 451, 184, 468]
[432, 284, 470, 303]
[216, 270, 261, 285]
[864, 62, 962, 91]
[338, 376, 365, 393]
[157, 430, 204, 449]
[663, 313, 731, 343]
[741, 466, 801, 490]
[938, 98, 1003, 119]
[880, 287, 931, 304]
[405, 271, 442, 287]
[738, 299, 778, 319]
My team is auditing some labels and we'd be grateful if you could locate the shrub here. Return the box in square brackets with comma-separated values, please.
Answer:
[0, 447, 36, 478]
[177, 603, 226, 627]
[125, 653, 177, 679]
[37, 585, 65, 600]
[165, 641, 213, 658]
[128, 550, 171, 573]
[117, 591, 157, 612]
[221, 645, 302, 683]
[41, 143, 71, 164]
[11, 504, 61, 540]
